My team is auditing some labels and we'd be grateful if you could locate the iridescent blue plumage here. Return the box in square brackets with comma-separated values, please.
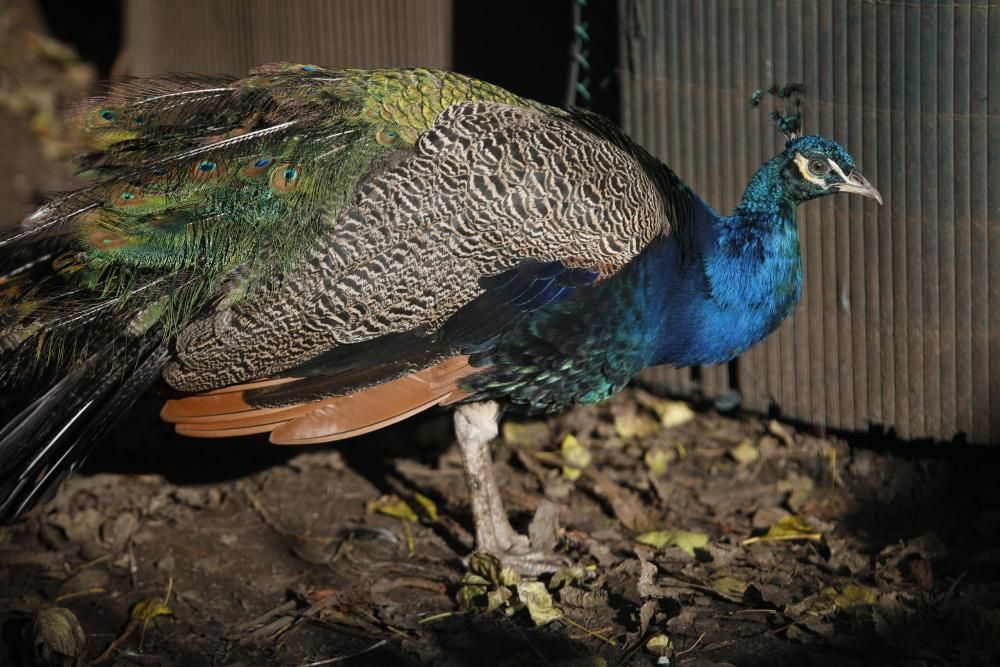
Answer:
[461, 132, 880, 413]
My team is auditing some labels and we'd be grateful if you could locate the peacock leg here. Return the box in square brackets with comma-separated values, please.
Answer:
[453, 401, 563, 575]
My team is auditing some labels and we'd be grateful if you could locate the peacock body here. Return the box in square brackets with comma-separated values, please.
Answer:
[0, 66, 880, 558]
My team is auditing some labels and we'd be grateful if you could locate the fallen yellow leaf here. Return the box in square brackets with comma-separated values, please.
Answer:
[412, 492, 438, 522]
[560, 434, 591, 478]
[130, 598, 172, 622]
[643, 448, 671, 477]
[368, 493, 438, 523]
[517, 581, 562, 626]
[614, 413, 661, 439]
[33, 607, 86, 663]
[368, 495, 419, 522]
[825, 584, 877, 609]
[636, 528, 709, 556]
[729, 440, 759, 465]
[742, 514, 822, 545]
[502, 420, 552, 448]
[712, 575, 749, 598]
[645, 633, 674, 657]
[562, 466, 582, 481]
[656, 400, 695, 428]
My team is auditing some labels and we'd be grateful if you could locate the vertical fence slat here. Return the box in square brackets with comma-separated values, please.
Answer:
[832, 0, 854, 430]
[875, 0, 895, 430]
[773, 0, 796, 417]
[819, 0, 840, 432]
[785, 0, 808, 422]
[890, 1, 912, 438]
[921, 1, 942, 438]
[730, 0, 752, 409]
[802, 0, 827, 431]
[905, 3, 927, 437]
[953, 0, 972, 440]
[700, 0, 730, 400]
[937, 3, 956, 439]
[987, 3, 1000, 443]
[861, 0, 881, 428]
[969, 1, 990, 443]
[847, 0, 867, 431]
[746, 0, 769, 414]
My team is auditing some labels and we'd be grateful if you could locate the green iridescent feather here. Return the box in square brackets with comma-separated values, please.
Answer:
[0, 66, 545, 372]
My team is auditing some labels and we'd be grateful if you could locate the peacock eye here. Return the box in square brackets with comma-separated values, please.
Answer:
[808, 158, 830, 176]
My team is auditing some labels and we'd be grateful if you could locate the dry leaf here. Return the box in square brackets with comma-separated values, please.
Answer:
[469, 551, 521, 587]
[368, 493, 437, 522]
[588, 471, 653, 532]
[729, 440, 759, 465]
[742, 514, 823, 545]
[561, 434, 591, 479]
[636, 392, 696, 428]
[639, 599, 656, 635]
[559, 586, 608, 608]
[825, 584, 877, 609]
[31, 606, 86, 666]
[712, 575, 750, 599]
[486, 586, 513, 613]
[656, 401, 695, 428]
[458, 552, 522, 613]
[561, 434, 592, 467]
[131, 598, 173, 622]
[549, 566, 586, 591]
[768, 419, 795, 447]
[412, 492, 438, 522]
[643, 448, 671, 477]
[367, 495, 419, 522]
[645, 633, 674, 657]
[780, 474, 816, 513]
[502, 420, 552, 448]
[457, 574, 490, 611]
[636, 558, 663, 599]
[636, 528, 709, 556]
[614, 413, 661, 439]
[517, 581, 562, 626]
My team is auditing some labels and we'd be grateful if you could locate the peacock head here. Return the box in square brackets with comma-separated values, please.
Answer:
[741, 84, 882, 213]
[738, 136, 882, 214]
[778, 134, 882, 206]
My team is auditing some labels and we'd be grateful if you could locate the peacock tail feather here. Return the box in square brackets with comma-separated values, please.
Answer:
[0, 67, 543, 377]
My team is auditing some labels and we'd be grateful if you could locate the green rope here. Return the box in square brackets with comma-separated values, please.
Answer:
[566, 0, 592, 107]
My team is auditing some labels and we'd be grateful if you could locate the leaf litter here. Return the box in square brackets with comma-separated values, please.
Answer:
[2, 385, 999, 665]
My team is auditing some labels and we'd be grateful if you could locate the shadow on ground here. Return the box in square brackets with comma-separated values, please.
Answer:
[2, 386, 998, 666]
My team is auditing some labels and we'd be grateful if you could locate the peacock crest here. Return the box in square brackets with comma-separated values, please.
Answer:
[748, 82, 805, 141]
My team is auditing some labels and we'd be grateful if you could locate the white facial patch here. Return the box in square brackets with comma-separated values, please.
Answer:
[793, 152, 844, 189]
[825, 158, 850, 182]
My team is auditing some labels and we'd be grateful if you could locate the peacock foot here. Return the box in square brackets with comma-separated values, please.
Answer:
[471, 496, 565, 576]
[454, 402, 565, 576]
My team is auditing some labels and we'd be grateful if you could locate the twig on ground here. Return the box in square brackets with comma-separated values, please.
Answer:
[300, 639, 388, 666]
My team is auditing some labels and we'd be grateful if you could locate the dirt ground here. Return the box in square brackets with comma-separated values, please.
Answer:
[2, 387, 1000, 666]
[2, 8, 1000, 666]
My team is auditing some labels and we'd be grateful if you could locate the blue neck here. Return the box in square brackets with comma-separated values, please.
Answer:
[639, 178, 803, 368]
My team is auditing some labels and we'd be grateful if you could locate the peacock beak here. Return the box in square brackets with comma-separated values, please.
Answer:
[835, 170, 882, 205]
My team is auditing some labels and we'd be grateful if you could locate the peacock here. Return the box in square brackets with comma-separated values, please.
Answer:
[0, 67, 880, 572]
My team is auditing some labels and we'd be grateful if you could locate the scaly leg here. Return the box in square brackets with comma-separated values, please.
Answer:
[453, 401, 563, 575]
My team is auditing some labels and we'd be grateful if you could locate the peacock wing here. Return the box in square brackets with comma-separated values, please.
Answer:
[163, 101, 672, 396]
